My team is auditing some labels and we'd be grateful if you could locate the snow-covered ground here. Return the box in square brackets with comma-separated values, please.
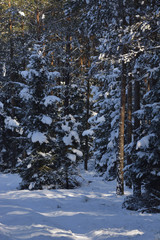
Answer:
[0, 172, 160, 240]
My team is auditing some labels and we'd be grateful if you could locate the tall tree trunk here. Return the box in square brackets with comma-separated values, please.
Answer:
[84, 40, 91, 170]
[117, 0, 127, 195]
[84, 76, 90, 170]
[8, 0, 17, 168]
[64, 33, 71, 115]
[9, 19, 14, 60]
[117, 56, 126, 195]
[36, 9, 40, 41]
[64, 32, 71, 187]
[21, 20, 26, 70]
[8, 0, 13, 60]
[133, 78, 141, 197]
[126, 72, 132, 188]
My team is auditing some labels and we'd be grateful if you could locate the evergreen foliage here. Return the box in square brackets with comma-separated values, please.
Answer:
[0, 0, 159, 211]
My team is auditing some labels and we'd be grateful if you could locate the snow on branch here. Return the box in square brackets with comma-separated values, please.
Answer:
[43, 95, 61, 106]
[82, 129, 94, 136]
[31, 131, 48, 144]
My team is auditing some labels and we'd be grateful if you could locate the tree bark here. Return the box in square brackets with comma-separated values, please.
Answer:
[64, 34, 71, 115]
[133, 78, 141, 197]
[36, 9, 40, 41]
[8, 0, 13, 60]
[117, 57, 126, 195]
[84, 40, 91, 171]
[84, 76, 90, 170]
[126, 73, 132, 188]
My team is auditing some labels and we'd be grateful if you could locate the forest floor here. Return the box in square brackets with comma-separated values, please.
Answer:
[0, 170, 160, 240]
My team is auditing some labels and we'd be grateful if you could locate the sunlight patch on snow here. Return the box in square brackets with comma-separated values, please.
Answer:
[43, 191, 66, 199]
[38, 210, 115, 218]
[92, 228, 144, 238]
[0, 191, 48, 200]
[7, 211, 29, 215]
[0, 188, 115, 202]
[0, 223, 90, 240]
[48, 228, 89, 240]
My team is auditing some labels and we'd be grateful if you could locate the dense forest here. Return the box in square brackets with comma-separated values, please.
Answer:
[0, 0, 160, 212]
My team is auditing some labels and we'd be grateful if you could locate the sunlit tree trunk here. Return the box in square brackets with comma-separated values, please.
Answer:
[117, 56, 126, 195]
[8, 0, 13, 60]
[85, 74, 90, 170]
[36, 9, 40, 41]
[64, 33, 71, 116]
[64, 31, 71, 188]
[126, 72, 132, 188]
[117, 0, 126, 195]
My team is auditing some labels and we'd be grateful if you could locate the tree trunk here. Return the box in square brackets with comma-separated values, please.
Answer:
[36, 9, 40, 41]
[64, 32, 71, 187]
[117, 57, 126, 195]
[8, 0, 13, 60]
[126, 73, 132, 188]
[64, 34, 71, 115]
[84, 76, 90, 170]
[133, 78, 141, 197]
[84, 40, 91, 171]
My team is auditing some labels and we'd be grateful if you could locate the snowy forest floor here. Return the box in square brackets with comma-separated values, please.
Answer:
[0, 170, 160, 240]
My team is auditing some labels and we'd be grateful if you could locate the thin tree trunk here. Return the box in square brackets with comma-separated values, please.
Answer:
[84, 40, 91, 171]
[84, 76, 90, 170]
[8, 0, 17, 167]
[64, 34, 71, 115]
[133, 79, 141, 197]
[36, 9, 40, 41]
[8, 0, 13, 60]
[117, 57, 126, 195]
[21, 20, 26, 70]
[64, 32, 71, 187]
[9, 19, 14, 60]
[126, 73, 132, 188]
[127, 75, 132, 155]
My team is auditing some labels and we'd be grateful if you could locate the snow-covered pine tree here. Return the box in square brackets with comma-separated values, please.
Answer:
[18, 44, 61, 190]
[0, 0, 27, 170]
[124, 53, 160, 212]
[123, 0, 160, 211]
[82, 0, 121, 180]
[54, 114, 83, 188]
[90, 65, 120, 180]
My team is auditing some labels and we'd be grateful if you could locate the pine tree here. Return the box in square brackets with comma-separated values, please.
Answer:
[123, 0, 160, 211]
[18, 44, 61, 190]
